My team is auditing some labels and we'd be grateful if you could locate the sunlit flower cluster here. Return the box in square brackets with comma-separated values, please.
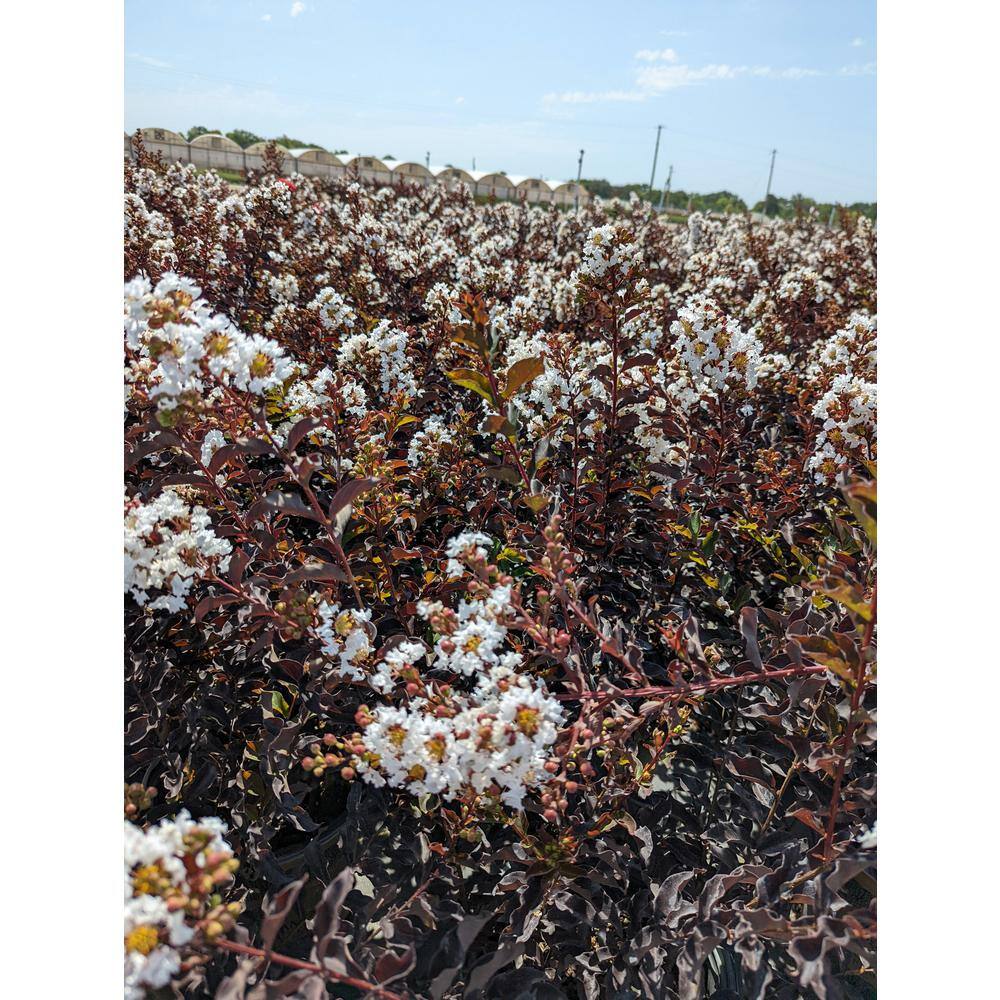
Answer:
[355, 662, 563, 808]
[125, 811, 240, 1000]
[577, 223, 639, 281]
[671, 294, 764, 395]
[351, 532, 563, 807]
[124, 489, 232, 612]
[807, 373, 877, 483]
[336, 319, 417, 399]
[125, 273, 293, 420]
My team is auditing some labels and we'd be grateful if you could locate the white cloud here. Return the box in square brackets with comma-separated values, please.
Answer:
[851, 37, 864, 47]
[261, 13, 272, 21]
[543, 89, 650, 105]
[753, 66, 823, 80]
[635, 48, 678, 63]
[128, 53, 173, 69]
[290, 2, 305, 16]
[659, 30, 691, 38]
[839, 62, 876, 76]
[636, 62, 821, 91]
[636, 62, 741, 91]
[542, 46, 830, 106]
[454, 96, 466, 105]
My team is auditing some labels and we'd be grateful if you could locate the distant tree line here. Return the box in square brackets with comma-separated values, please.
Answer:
[580, 178, 875, 221]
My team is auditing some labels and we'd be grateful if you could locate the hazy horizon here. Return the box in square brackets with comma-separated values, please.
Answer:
[125, 0, 876, 205]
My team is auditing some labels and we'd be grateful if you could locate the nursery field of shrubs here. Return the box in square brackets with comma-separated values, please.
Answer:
[125, 141, 876, 999]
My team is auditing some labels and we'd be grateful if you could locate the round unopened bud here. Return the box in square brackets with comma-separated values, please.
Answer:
[543, 808, 558, 823]
[341, 766, 356, 781]
[580, 761, 595, 777]
[439, 639, 456, 654]
[565, 780, 579, 794]
[323, 733, 337, 746]
[301, 756, 315, 770]
[544, 760, 559, 774]
[406, 681, 420, 696]
[581, 728, 594, 741]
[558, 798, 569, 810]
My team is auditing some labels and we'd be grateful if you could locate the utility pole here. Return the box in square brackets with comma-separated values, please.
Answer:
[472, 156, 476, 171]
[764, 148, 777, 215]
[649, 124, 663, 194]
[425, 151, 430, 168]
[574, 148, 585, 212]
[658, 163, 673, 211]
[828, 203, 837, 229]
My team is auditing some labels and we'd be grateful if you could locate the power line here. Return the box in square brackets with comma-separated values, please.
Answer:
[126, 62, 873, 199]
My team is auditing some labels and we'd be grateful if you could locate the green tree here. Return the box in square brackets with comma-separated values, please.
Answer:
[226, 129, 263, 149]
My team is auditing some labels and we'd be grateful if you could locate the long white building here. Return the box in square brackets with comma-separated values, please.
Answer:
[126, 129, 591, 207]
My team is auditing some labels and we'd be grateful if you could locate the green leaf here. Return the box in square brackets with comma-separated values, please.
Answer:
[504, 356, 545, 397]
[689, 510, 701, 538]
[522, 493, 550, 513]
[446, 368, 495, 404]
[263, 690, 291, 718]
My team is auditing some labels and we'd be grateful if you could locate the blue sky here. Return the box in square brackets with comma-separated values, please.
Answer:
[125, 0, 876, 205]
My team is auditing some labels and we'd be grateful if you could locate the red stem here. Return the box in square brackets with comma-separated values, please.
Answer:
[556, 664, 826, 703]
[214, 938, 406, 1000]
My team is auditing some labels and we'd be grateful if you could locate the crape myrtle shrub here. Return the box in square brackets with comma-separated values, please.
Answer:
[124, 140, 876, 1000]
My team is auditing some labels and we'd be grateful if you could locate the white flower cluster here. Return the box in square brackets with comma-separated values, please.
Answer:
[808, 312, 877, 384]
[314, 602, 424, 695]
[199, 428, 226, 467]
[124, 811, 232, 1000]
[125, 489, 232, 612]
[278, 365, 369, 444]
[443, 530, 493, 577]
[266, 271, 299, 304]
[336, 318, 417, 399]
[807, 373, 877, 484]
[670, 295, 764, 395]
[577, 224, 639, 280]
[355, 532, 563, 807]
[309, 286, 357, 333]
[357, 664, 563, 808]
[125, 273, 294, 415]
[424, 281, 458, 321]
[418, 578, 514, 678]
[407, 415, 456, 468]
